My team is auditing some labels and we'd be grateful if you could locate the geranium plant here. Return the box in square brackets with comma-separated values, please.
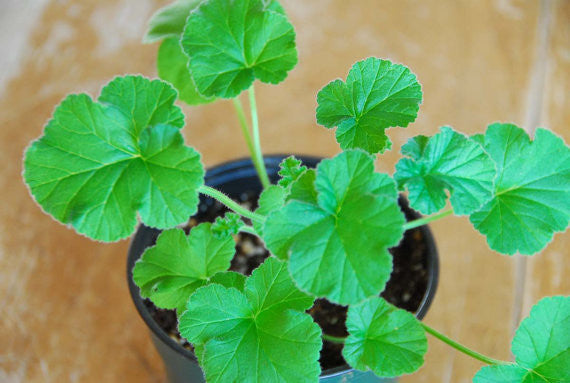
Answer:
[23, 0, 569, 382]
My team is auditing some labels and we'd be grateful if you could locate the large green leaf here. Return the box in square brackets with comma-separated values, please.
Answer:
[394, 126, 496, 215]
[181, 0, 297, 98]
[316, 57, 422, 155]
[179, 257, 321, 382]
[263, 150, 405, 305]
[343, 297, 428, 378]
[144, 0, 203, 43]
[23, 76, 204, 242]
[132, 224, 235, 312]
[474, 296, 570, 383]
[158, 38, 216, 105]
[469, 124, 570, 255]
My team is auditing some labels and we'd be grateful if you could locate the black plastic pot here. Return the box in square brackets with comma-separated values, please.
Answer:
[127, 155, 439, 383]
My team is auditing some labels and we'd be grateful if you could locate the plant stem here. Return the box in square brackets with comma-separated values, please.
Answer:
[239, 225, 258, 236]
[232, 98, 269, 187]
[403, 209, 453, 231]
[322, 334, 346, 344]
[421, 323, 507, 366]
[248, 84, 271, 189]
[198, 185, 265, 224]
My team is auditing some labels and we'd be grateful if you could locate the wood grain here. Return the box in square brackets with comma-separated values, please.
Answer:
[0, 1, 567, 382]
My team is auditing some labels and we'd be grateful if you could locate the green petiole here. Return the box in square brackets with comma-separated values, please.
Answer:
[322, 334, 346, 344]
[239, 225, 258, 236]
[248, 84, 271, 189]
[198, 185, 266, 224]
[403, 209, 454, 231]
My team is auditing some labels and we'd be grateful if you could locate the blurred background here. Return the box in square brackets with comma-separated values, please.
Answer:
[0, 0, 568, 382]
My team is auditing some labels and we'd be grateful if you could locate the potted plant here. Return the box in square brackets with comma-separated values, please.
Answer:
[22, 0, 569, 382]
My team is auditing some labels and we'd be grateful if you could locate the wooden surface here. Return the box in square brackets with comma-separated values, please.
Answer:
[0, 0, 568, 382]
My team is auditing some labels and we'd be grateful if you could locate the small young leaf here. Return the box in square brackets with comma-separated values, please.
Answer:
[132, 224, 235, 312]
[470, 124, 570, 255]
[23, 76, 205, 242]
[253, 185, 286, 236]
[278, 156, 307, 189]
[263, 150, 405, 305]
[158, 38, 216, 105]
[181, 0, 297, 98]
[473, 296, 570, 383]
[212, 212, 244, 237]
[144, 0, 203, 43]
[394, 126, 496, 215]
[343, 297, 428, 378]
[316, 57, 422, 155]
[179, 257, 321, 382]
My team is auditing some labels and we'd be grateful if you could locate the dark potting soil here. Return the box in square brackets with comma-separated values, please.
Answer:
[142, 191, 429, 372]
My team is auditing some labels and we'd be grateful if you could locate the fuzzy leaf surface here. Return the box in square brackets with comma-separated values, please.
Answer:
[263, 150, 405, 305]
[181, 0, 296, 98]
[179, 257, 321, 382]
[23, 76, 204, 242]
[133, 224, 235, 312]
[158, 37, 216, 105]
[316, 57, 422, 154]
[144, 0, 203, 43]
[469, 124, 570, 255]
[395, 127, 496, 215]
[343, 297, 427, 377]
[254, 185, 286, 236]
[474, 296, 570, 383]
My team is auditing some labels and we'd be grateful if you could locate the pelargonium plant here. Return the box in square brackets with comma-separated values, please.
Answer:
[23, 0, 569, 382]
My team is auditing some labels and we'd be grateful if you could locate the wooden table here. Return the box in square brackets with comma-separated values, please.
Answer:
[1, 0, 568, 381]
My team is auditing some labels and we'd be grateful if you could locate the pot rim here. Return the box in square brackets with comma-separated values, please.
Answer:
[127, 154, 439, 379]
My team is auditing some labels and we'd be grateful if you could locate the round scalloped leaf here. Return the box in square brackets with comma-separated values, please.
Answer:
[316, 57, 422, 155]
[263, 150, 405, 305]
[394, 127, 496, 215]
[253, 185, 286, 236]
[343, 297, 427, 378]
[179, 257, 321, 382]
[158, 38, 216, 105]
[132, 225, 235, 312]
[469, 124, 570, 255]
[181, 0, 297, 98]
[474, 296, 570, 383]
[23, 76, 204, 242]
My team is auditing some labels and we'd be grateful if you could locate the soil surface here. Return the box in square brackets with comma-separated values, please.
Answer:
[142, 192, 430, 372]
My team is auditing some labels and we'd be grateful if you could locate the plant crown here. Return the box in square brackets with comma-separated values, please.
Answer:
[22, 0, 570, 382]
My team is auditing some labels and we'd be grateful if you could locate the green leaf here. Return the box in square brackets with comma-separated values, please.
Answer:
[132, 224, 235, 312]
[181, 0, 297, 98]
[263, 150, 405, 305]
[179, 257, 321, 382]
[23, 76, 204, 242]
[469, 124, 570, 255]
[209, 271, 246, 291]
[474, 296, 570, 383]
[343, 297, 428, 377]
[394, 126, 496, 215]
[288, 168, 318, 204]
[144, 0, 203, 43]
[278, 156, 307, 189]
[253, 185, 286, 236]
[212, 212, 244, 237]
[316, 57, 422, 155]
[158, 38, 216, 105]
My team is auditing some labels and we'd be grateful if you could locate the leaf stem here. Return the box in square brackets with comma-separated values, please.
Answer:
[421, 323, 507, 366]
[198, 185, 265, 224]
[239, 225, 258, 236]
[403, 209, 453, 231]
[248, 84, 271, 189]
[232, 98, 269, 187]
[322, 334, 346, 344]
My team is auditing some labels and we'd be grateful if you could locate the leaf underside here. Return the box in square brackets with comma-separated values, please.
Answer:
[263, 150, 405, 305]
[469, 124, 570, 255]
[23, 76, 204, 242]
[316, 57, 422, 155]
[144, 0, 203, 43]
